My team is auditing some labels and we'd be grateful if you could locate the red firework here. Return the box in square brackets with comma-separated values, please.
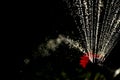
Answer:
[80, 54, 89, 68]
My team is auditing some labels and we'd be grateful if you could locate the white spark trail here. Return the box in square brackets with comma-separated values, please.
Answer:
[37, 35, 85, 57]
[78, 0, 91, 55]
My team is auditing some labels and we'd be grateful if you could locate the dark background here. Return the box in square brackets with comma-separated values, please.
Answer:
[16, 0, 120, 80]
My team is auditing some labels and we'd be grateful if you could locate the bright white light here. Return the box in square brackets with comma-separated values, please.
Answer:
[114, 68, 120, 77]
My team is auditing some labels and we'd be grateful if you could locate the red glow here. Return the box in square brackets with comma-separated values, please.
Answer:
[79, 53, 100, 68]
[80, 55, 89, 68]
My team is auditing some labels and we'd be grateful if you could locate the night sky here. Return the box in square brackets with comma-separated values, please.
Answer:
[16, 0, 120, 80]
